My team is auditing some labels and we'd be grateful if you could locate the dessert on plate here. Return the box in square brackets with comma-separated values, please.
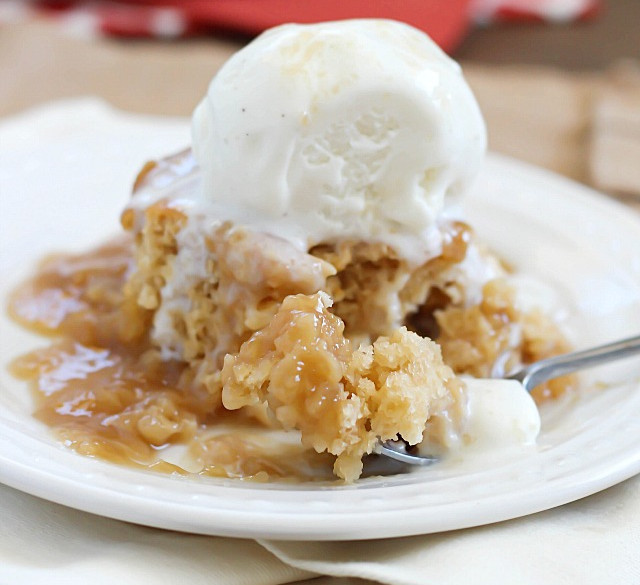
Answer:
[8, 19, 573, 482]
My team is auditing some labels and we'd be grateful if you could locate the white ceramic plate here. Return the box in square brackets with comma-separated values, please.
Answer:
[1, 100, 639, 541]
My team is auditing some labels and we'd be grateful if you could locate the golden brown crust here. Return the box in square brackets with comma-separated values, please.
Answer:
[123, 201, 574, 410]
[221, 292, 461, 481]
[435, 279, 576, 401]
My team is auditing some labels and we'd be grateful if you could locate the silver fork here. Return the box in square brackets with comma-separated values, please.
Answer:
[374, 334, 640, 466]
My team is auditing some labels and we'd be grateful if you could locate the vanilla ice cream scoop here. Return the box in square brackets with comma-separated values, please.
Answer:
[192, 19, 486, 263]
[412, 378, 540, 461]
[462, 379, 541, 449]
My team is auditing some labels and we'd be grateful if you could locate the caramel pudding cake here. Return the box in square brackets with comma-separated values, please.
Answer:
[8, 20, 573, 483]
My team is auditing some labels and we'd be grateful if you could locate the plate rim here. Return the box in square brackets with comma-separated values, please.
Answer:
[1, 140, 639, 540]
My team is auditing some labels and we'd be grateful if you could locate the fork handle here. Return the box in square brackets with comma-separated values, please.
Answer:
[512, 334, 640, 392]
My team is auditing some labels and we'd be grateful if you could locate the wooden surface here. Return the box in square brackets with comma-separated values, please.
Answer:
[0, 16, 638, 207]
[457, 0, 640, 70]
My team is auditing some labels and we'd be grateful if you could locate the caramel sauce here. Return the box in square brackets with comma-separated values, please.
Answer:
[7, 238, 331, 481]
[6, 224, 573, 480]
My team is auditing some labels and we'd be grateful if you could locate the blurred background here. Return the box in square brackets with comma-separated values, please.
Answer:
[1, 0, 638, 199]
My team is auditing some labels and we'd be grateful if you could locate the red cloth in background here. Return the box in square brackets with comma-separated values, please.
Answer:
[27, 0, 601, 52]
[32, 0, 472, 50]
[471, 0, 600, 24]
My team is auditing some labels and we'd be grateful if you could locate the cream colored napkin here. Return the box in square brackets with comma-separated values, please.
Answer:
[0, 484, 313, 585]
[2, 475, 639, 585]
[260, 475, 640, 585]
